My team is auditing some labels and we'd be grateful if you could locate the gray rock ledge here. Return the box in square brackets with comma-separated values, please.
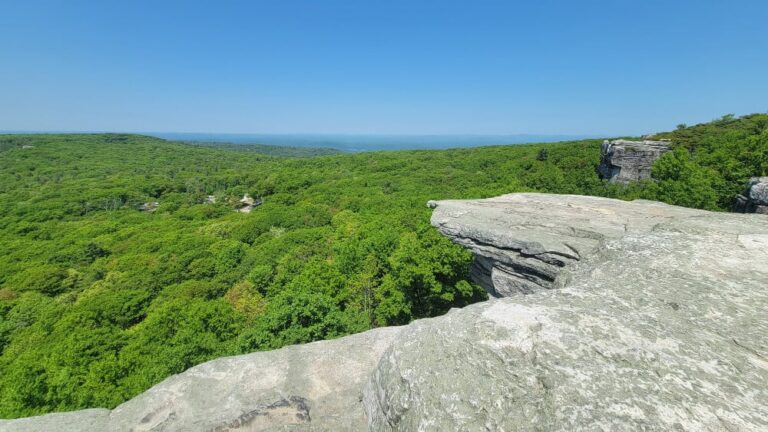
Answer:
[429, 193, 705, 296]
[367, 194, 768, 431]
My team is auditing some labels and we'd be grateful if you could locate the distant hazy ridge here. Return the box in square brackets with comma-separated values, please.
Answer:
[152, 133, 595, 152]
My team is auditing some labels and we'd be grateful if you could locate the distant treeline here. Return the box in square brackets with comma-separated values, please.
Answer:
[179, 140, 342, 157]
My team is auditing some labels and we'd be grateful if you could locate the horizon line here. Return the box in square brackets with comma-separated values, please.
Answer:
[0, 130, 608, 138]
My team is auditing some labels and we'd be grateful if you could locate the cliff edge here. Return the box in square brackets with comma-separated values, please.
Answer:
[2, 194, 767, 431]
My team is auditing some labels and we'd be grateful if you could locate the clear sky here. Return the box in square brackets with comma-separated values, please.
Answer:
[1, 0, 767, 135]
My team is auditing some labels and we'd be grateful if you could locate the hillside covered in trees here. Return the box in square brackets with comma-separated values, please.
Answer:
[0, 114, 766, 418]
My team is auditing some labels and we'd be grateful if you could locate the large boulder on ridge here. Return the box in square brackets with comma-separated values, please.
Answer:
[598, 139, 671, 183]
[3, 194, 767, 431]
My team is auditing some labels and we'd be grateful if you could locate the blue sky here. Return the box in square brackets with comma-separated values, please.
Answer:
[1, 0, 766, 135]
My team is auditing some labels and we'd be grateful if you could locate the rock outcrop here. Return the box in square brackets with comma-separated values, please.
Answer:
[428, 194, 703, 297]
[236, 194, 262, 213]
[138, 202, 159, 212]
[598, 139, 671, 183]
[3, 194, 767, 431]
[735, 176, 768, 214]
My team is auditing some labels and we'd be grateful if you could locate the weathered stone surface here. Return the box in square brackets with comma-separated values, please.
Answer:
[4, 194, 768, 432]
[366, 195, 768, 431]
[0, 327, 402, 432]
[429, 193, 704, 296]
[0, 410, 110, 432]
[735, 176, 768, 214]
[598, 139, 671, 183]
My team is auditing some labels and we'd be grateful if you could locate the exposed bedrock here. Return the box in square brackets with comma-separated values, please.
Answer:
[598, 139, 671, 183]
[428, 193, 704, 297]
[367, 194, 768, 431]
[3, 194, 767, 431]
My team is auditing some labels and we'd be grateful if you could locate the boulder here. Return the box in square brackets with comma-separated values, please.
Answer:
[598, 139, 671, 183]
[735, 176, 768, 214]
[3, 194, 767, 431]
[236, 194, 263, 213]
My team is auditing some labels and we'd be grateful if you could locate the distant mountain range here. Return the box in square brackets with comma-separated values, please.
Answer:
[150, 133, 597, 152]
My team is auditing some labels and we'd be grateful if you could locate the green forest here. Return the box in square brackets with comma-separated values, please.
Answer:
[0, 114, 766, 418]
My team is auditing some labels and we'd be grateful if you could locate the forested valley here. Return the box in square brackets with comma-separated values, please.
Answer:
[1, 113, 766, 418]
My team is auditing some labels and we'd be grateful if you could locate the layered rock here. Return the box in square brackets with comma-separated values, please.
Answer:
[735, 176, 768, 214]
[428, 193, 703, 297]
[3, 194, 767, 432]
[598, 139, 671, 183]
